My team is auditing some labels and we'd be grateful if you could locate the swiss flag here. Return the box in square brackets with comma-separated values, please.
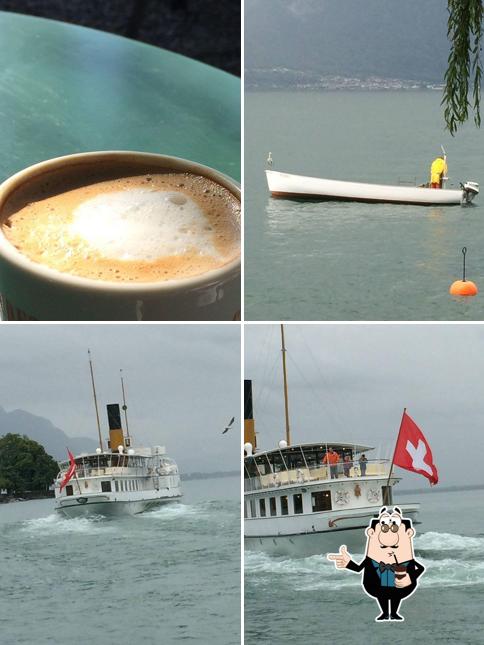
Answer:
[393, 411, 438, 485]
[59, 449, 77, 492]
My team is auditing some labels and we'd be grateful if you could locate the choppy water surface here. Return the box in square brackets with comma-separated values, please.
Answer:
[0, 477, 240, 645]
[245, 489, 484, 644]
[245, 90, 484, 320]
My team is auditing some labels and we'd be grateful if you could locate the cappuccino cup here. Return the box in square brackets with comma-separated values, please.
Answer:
[0, 151, 240, 321]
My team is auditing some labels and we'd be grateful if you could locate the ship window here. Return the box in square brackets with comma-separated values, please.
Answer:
[269, 497, 277, 516]
[244, 502, 248, 519]
[101, 481, 112, 493]
[293, 493, 303, 514]
[250, 499, 256, 517]
[114, 481, 119, 492]
[312, 490, 332, 512]
[84, 481, 88, 489]
[280, 495, 288, 515]
[65, 485, 73, 496]
[259, 499, 266, 517]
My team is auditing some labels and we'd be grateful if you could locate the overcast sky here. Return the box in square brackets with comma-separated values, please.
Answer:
[0, 324, 240, 473]
[245, 324, 484, 488]
[245, 0, 447, 81]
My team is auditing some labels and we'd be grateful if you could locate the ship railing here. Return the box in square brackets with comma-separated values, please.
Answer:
[62, 466, 150, 479]
[244, 458, 390, 492]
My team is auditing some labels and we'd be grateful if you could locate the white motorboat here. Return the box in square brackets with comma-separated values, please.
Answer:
[266, 169, 479, 205]
[244, 326, 419, 557]
[54, 359, 181, 518]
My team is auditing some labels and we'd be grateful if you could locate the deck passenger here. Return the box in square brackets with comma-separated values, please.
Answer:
[430, 156, 447, 188]
[343, 455, 352, 478]
[359, 454, 368, 476]
[323, 447, 340, 479]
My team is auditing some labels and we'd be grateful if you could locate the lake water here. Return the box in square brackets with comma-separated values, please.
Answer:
[0, 476, 240, 645]
[245, 488, 484, 644]
[245, 90, 484, 320]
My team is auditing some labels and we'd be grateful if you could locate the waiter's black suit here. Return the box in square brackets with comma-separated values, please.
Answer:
[346, 556, 425, 618]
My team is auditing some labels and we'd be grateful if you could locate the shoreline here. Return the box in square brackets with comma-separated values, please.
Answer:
[0, 491, 55, 503]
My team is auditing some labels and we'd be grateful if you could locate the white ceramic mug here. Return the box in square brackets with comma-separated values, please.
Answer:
[0, 151, 240, 321]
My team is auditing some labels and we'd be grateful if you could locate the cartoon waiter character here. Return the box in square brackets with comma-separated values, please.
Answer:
[327, 507, 425, 621]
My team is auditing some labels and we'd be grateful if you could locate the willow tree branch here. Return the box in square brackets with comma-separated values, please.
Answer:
[442, 0, 483, 135]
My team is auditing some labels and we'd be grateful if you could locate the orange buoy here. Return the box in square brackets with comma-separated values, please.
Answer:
[449, 280, 478, 296]
[449, 247, 478, 296]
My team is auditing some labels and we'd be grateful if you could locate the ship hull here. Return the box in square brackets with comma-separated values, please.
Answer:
[245, 526, 367, 557]
[245, 505, 419, 557]
[55, 493, 182, 518]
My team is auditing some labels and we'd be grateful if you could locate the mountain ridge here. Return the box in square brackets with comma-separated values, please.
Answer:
[0, 405, 99, 461]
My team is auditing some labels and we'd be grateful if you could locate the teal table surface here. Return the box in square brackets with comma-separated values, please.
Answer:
[0, 11, 240, 183]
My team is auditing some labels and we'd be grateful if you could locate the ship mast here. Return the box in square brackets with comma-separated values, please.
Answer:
[120, 369, 131, 441]
[280, 324, 291, 446]
[88, 349, 104, 451]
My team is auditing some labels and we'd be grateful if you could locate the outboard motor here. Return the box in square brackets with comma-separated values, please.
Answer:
[462, 181, 479, 204]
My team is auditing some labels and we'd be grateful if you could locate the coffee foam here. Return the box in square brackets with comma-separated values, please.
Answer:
[1, 170, 240, 283]
[70, 189, 218, 261]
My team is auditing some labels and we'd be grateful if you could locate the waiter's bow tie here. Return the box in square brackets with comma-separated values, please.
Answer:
[379, 562, 395, 572]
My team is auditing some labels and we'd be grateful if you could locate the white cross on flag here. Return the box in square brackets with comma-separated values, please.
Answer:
[393, 411, 439, 485]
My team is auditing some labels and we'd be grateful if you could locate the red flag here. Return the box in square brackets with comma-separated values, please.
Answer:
[59, 450, 76, 491]
[393, 411, 438, 485]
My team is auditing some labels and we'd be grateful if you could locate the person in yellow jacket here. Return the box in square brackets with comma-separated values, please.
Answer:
[430, 156, 447, 188]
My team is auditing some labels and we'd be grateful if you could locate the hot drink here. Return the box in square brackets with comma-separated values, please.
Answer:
[1, 166, 240, 283]
[394, 564, 407, 580]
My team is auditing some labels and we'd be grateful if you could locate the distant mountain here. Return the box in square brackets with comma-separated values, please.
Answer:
[0, 406, 98, 461]
[245, 0, 449, 86]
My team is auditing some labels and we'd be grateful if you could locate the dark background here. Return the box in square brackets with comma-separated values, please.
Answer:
[0, 0, 240, 75]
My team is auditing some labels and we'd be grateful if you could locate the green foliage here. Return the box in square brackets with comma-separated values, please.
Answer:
[443, 0, 483, 135]
[0, 433, 58, 495]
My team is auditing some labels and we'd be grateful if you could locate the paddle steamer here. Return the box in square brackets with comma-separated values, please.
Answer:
[244, 327, 419, 556]
[54, 357, 181, 518]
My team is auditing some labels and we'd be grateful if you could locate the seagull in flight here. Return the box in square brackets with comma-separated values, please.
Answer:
[222, 417, 235, 434]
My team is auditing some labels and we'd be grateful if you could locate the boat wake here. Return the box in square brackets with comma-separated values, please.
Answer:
[142, 503, 202, 520]
[414, 531, 484, 552]
[143, 500, 236, 527]
[245, 531, 484, 591]
[21, 513, 113, 536]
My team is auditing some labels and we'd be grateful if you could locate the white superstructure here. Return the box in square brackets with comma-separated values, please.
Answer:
[244, 440, 418, 556]
[54, 402, 181, 518]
